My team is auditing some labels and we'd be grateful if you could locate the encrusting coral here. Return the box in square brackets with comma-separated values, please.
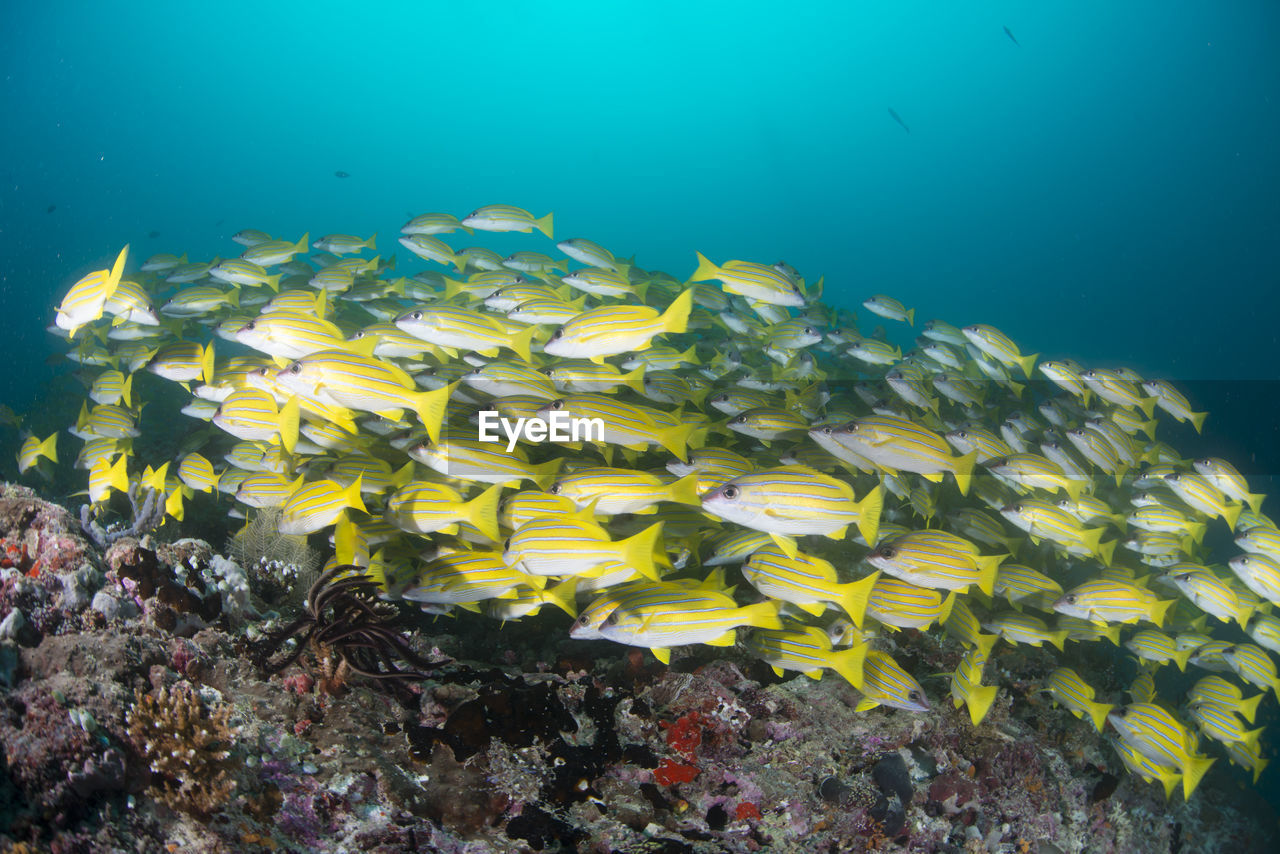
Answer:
[125, 680, 238, 817]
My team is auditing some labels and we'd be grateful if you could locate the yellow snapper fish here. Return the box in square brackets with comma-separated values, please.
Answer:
[689, 252, 805, 307]
[597, 585, 782, 664]
[744, 625, 869, 688]
[17, 434, 58, 475]
[460, 204, 553, 238]
[740, 545, 879, 626]
[1044, 667, 1113, 733]
[700, 465, 883, 556]
[55, 246, 129, 335]
[542, 290, 693, 363]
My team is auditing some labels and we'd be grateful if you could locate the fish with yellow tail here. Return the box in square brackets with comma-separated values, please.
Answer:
[700, 465, 882, 557]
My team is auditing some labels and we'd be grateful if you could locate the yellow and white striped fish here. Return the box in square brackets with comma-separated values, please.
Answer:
[55, 245, 129, 335]
[461, 204, 553, 238]
[542, 290, 693, 363]
[385, 482, 503, 541]
[16, 434, 58, 474]
[866, 529, 1002, 596]
[1044, 667, 1113, 732]
[395, 306, 536, 362]
[856, 650, 930, 712]
[597, 586, 782, 664]
[550, 467, 700, 516]
[741, 545, 879, 625]
[827, 415, 978, 496]
[745, 626, 868, 688]
[278, 477, 367, 535]
[701, 465, 883, 556]
[503, 518, 664, 582]
[689, 252, 805, 307]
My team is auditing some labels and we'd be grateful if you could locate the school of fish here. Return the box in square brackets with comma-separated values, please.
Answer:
[30, 202, 1280, 801]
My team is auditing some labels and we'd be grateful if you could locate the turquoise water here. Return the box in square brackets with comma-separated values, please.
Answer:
[1, 0, 1276, 434]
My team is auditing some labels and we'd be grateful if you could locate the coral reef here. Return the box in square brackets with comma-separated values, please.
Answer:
[0, 483, 1276, 852]
[125, 681, 238, 818]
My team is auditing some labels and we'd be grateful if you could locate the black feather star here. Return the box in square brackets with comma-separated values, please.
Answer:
[252, 565, 435, 689]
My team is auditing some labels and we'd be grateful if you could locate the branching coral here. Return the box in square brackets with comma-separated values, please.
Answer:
[125, 681, 238, 817]
[250, 565, 435, 692]
[79, 482, 164, 550]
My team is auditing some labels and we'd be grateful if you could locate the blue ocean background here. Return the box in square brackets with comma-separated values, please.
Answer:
[2, 0, 1277, 474]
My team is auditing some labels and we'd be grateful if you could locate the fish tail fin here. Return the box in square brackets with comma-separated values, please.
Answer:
[1190, 410, 1208, 433]
[342, 475, 367, 515]
[200, 341, 216, 385]
[966, 685, 999, 726]
[1087, 701, 1113, 733]
[905, 307, 915, 327]
[1173, 648, 1192, 672]
[462, 484, 503, 543]
[1147, 598, 1175, 628]
[951, 451, 977, 496]
[666, 472, 702, 506]
[976, 554, 1002, 597]
[827, 642, 869, 690]
[619, 522, 665, 582]
[107, 454, 130, 495]
[741, 599, 783, 631]
[1222, 500, 1243, 531]
[545, 577, 579, 618]
[278, 395, 300, 454]
[264, 272, 281, 292]
[507, 325, 536, 362]
[853, 485, 883, 545]
[1243, 726, 1265, 754]
[660, 288, 694, 335]
[974, 632, 999, 658]
[366, 233, 377, 251]
[295, 232, 310, 255]
[534, 213, 553, 239]
[1018, 353, 1038, 377]
[689, 251, 720, 283]
[1239, 692, 1263, 725]
[837, 570, 880, 629]
[529, 458, 564, 491]
[1048, 630, 1069, 652]
[37, 433, 59, 464]
[620, 363, 647, 395]
[413, 381, 456, 444]
[1064, 477, 1084, 502]
[1245, 490, 1267, 512]
[655, 421, 697, 463]
[1180, 755, 1215, 800]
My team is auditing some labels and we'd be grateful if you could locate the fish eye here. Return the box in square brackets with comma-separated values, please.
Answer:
[504, 537, 512, 551]
[954, 430, 967, 438]
[878, 546, 895, 558]
[244, 321, 256, 330]
[551, 400, 565, 410]
[730, 415, 746, 424]
[289, 363, 302, 374]
[1065, 595, 1077, 604]
[550, 329, 563, 340]
[908, 691, 921, 701]
[548, 484, 561, 494]
[820, 426, 833, 435]
[804, 326, 816, 335]
[411, 311, 423, 320]
[722, 485, 740, 500]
